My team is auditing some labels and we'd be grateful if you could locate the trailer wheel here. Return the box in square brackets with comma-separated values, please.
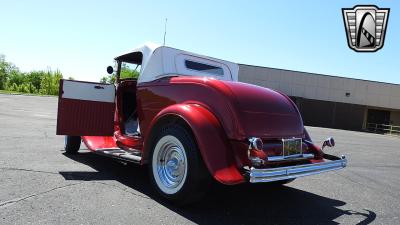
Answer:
[149, 124, 210, 204]
[64, 136, 81, 154]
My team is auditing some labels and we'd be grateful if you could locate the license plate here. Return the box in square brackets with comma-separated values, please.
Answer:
[282, 138, 302, 156]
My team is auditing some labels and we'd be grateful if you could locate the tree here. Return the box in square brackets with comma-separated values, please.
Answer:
[0, 55, 7, 89]
[0, 54, 65, 95]
[100, 74, 116, 84]
[99, 63, 139, 84]
[0, 55, 19, 90]
[39, 70, 63, 95]
[26, 71, 45, 90]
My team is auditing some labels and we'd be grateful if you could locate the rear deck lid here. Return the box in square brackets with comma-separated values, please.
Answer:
[224, 81, 304, 139]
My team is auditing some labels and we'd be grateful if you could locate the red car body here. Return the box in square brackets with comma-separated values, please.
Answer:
[57, 43, 346, 202]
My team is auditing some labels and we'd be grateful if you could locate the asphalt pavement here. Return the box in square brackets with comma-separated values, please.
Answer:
[0, 93, 399, 225]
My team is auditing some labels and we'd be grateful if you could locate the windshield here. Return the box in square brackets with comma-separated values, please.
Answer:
[119, 61, 141, 80]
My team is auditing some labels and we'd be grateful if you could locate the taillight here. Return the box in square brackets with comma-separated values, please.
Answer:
[248, 137, 263, 150]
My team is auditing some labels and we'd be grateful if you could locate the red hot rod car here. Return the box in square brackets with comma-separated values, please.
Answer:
[57, 42, 346, 203]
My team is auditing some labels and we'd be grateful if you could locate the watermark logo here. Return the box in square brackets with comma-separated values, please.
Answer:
[342, 5, 389, 52]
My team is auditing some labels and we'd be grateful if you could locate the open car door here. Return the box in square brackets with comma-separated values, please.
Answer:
[57, 79, 115, 136]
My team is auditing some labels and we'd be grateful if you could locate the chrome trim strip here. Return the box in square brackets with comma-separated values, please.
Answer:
[267, 153, 314, 162]
[248, 156, 347, 183]
[95, 147, 121, 151]
[95, 148, 142, 163]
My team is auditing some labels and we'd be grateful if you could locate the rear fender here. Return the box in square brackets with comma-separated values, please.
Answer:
[143, 104, 245, 185]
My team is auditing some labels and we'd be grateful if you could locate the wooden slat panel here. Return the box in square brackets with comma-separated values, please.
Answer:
[57, 98, 114, 136]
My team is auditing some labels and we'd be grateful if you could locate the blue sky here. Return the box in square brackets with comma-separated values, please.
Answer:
[0, 0, 399, 83]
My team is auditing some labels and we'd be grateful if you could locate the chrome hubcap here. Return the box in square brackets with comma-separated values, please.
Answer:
[152, 135, 188, 195]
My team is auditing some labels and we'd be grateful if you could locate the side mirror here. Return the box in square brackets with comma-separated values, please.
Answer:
[322, 137, 335, 150]
[107, 66, 114, 74]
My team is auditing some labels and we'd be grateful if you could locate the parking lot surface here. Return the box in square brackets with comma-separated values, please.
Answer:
[0, 94, 399, 225]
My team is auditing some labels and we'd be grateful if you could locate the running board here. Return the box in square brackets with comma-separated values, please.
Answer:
[94, 148, 142, 164]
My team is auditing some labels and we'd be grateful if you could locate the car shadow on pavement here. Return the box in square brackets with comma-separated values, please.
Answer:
[60, 152, 376, 225]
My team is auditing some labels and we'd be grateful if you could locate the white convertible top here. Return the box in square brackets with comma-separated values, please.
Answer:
[115, 42, 239, 84]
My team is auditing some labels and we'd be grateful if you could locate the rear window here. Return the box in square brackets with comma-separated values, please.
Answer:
[184, 60, 224, 76]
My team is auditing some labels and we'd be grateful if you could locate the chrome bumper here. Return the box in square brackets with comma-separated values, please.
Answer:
[247, 154, 347, 183]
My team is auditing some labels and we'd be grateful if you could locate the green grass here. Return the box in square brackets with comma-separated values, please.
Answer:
[0, 89, 22, 94]
[0, 89, 55, 96]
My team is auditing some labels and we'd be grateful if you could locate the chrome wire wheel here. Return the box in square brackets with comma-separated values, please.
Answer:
[152, 135, 188, 195]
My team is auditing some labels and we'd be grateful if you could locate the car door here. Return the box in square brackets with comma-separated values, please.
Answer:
[57, 79, 116, 136]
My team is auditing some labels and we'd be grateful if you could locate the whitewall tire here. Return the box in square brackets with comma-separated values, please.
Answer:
[148, 124, 211, 204]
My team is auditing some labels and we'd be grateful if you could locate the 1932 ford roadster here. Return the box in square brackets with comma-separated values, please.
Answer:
[57, 42, 346, 203]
